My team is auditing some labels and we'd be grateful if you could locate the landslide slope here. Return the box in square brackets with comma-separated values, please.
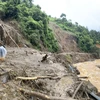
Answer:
[49, 22, 80, 52]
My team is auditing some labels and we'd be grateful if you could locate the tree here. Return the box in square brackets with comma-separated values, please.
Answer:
[0, 0, 58, 52]
[60, 13, 66, 19]
[36, 5, 41, 9]
[75, 22, 78, 26]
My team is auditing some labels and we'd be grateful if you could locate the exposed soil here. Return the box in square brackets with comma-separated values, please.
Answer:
[0, 20, 99, 100]
[0, 47, 75, 99]
[55, 52, 96, 64]
[49, 22, 80, 52]
[0, 20, 32, 47]
[0, 47, 98, 100]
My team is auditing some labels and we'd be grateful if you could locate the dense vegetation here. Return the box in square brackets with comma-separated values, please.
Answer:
[49, 13, 100, 53]
[0, 0, 99, 53]
[0, 0, 59, 52]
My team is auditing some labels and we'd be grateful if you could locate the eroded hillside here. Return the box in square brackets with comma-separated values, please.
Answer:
[0, 20, 32, 47]
[49, 22, 80, 52]
[0, 20, 98, 100]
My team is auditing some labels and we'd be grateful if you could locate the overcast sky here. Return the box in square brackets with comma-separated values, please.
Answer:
[34, 0, 100, 31]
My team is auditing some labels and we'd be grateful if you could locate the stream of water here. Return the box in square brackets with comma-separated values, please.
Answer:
[74, 59, 100, 92]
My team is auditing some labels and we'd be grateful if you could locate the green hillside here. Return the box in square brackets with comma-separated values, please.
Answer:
[49, 13, 100, 53]
[0, 0, 100, 53]
[0, 0, 58, 52]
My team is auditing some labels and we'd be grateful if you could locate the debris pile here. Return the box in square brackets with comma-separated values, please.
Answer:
[0, 47, 99, 100]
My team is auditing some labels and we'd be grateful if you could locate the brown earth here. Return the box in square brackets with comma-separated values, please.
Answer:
[0, 20, 99, 100]
[49, 22, 80, 52]
[0, 47, 98, 100]
[0, 20, 81, 53]
[0, 20, 32, 47]
[0, 47, 76, 100]
[74, 59, 100, 92]
[55, 52, 96, 64]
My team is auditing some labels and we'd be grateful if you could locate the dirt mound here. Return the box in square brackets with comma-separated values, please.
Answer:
[0, 20, 32, 47]
[0, 47, 98, 100]
[49, 22, 80, 52]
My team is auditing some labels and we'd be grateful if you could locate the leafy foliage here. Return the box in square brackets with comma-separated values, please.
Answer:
[50, 13, 100, 53]
[0, 0, 59, 52]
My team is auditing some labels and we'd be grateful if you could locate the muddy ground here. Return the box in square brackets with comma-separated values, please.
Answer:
[74, 59, 100, 92]
[0, 47, 98, 100]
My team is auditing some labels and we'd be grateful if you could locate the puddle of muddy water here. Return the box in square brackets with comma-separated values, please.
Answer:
[73, 59, 100, 92]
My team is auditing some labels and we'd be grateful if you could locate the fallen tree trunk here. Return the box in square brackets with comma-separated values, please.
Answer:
[6, 32, 19, 48]
[78, 76, 88, 79]
[0, 22, 19, 48]
[3, 25, 19, 48]
[19, 88, 76, 100]
[16, 75, 60, 80]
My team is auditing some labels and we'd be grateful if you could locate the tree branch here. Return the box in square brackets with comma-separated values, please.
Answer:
[16, 75, 60, 80]
[72, 81, 83, 99]
[19, 88, 76, 100]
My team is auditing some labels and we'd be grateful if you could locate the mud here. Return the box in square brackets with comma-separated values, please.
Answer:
[0, 47, 98, 100]
[74, 59, 100, 92]
[0, 47, 75, 99]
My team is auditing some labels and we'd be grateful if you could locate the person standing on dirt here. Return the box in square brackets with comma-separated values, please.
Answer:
[0, 45, 7, 61]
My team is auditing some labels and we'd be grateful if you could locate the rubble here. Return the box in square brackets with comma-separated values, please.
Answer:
[0, 47, 99, 100]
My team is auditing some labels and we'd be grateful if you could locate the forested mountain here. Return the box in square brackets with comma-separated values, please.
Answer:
[0, 0, 100, 53]
[0, 0, 59, 52]
[50, 13, 100, 52]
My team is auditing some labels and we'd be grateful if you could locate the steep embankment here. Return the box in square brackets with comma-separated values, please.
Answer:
[0, 20, 32, 47]
[49, 22, 96, 63]
[49, 22, 80, 52]
[0, 19, 96, 63]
